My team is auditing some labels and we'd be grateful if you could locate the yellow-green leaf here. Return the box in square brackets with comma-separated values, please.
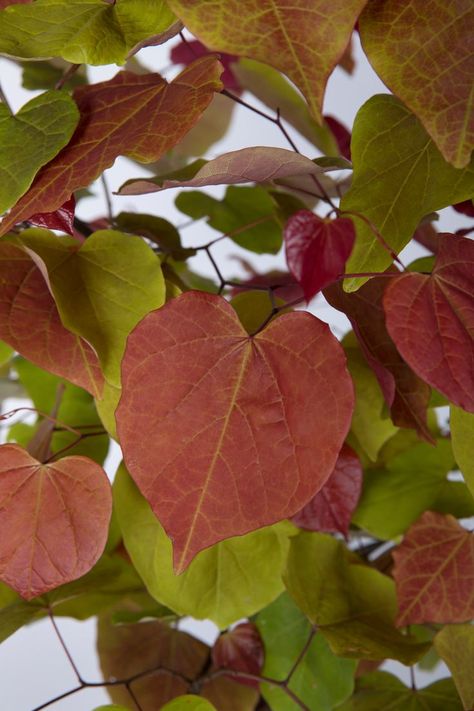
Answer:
[435, 624, 474, 711]
[451, 406, 474, 500]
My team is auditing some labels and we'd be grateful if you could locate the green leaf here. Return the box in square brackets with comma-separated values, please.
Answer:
[341, 95, 474, 291]
[161, 697, 218, 711]
[284, 532, 430, 664]
[450, 406, 474, 500]
[231, 291, 286, 335]
[0, 597, 44, 644]
[0, 90, 79, 214]
[353, 439, 455, 539]
[93, 706, 132, 711]
[114, 212, 193, 260]
[256, 592, 356, 711]
[20, 59, 88, 90]
[114, 465, 293, 629]
[176, 186, 284, 254]
[0, 341, 13, 367]
[435, 624, 474, 711]
[0, 0, 177, 65]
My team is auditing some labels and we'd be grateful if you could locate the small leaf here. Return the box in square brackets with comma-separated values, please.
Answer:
[384, 234, 474, 412]
[171, 38, 239, 91]
[0, 443, 112, 599]
[27, 196, 76, 235]
[284, 210, 355, 301]
[324, 114, 352, 160]
[435, 624, 474, 711]
[450, 406, 474, 499]
[116, 291, 353, 572]
[393, 511, 474, 625]
[212, 623, 264, 688]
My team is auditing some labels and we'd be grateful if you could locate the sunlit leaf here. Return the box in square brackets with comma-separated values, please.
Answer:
[435, 624, 474, 711]
[450, 406, 474, 499]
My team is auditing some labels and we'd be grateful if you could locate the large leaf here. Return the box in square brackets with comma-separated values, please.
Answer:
[0, 242, 103, 397]
[360, 0, 474, 168]
[341, 96, 474, 288]
[393, 511, 474, 625]
[114, 466, 292, 629]
[0, 0, 176, 65]
[435, 624, 474, 711]
[0, 443, 111, 599]
[167, 0, 366, 121]
[0, 90, 78, 214]
[0, 58, 223, 236]
[256, 592, 356, 711]
[116, 291, 354, 572]
[450, 406, 474, 499]
[384, 234, 474, 413]
[284, 532, 430, 663]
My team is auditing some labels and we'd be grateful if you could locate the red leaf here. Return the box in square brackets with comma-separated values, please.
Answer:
[413, 222, 439, 254]
[384, 233, 474, 412]
[0, 444, 112, 599]
[0, 57, 223, 237]
[284, 210, 355, 302]
[324, 115, 352, 161]
[212, 622, 264, 689]
[291, 444, 362, 537]
[116, 291, 354, 572]
[325, 278, 433, 441]
[27, 195, 76, 235]
[171, 38, 240, 91]
[453, 200, 474, 218]
[393, 511, 474, 626]
[0, 242, 103, 397]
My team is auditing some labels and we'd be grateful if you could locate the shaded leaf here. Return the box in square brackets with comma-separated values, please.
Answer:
[0, 443, 111, 599]
[284, 210, 355, 301]
[20, 58, 88, 91]
[393, 511, 474, 625]
[27, 196, 76, 235]
[324, 115, 352, 161]
[116, 291, 353, 572]
[360, 0, 474, 168]
[450, 406, 474, 499]
[0, 89, 78, 214]
[384, 234, 474, 412]
[453, 200, 474, 218]
[435, 624, 474, 711]
[291, 444, 362, 536]
[0, 58, 223, 236]
[341, 96, 474, 289]
[212, 623, 264, 688]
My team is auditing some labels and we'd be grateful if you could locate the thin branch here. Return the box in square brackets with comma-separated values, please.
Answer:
[43, 430, 105, 463]
[101, 172, 114, 224]
[126, 682, 144, 711]
[55, 63, 81, 90]
[48, 610, 84, 684]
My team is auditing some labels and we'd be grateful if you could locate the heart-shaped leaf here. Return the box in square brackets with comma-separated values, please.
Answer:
[212, 623, 264, 688]
[116, 291, 354, 572]
[0, 90, 78, 214]
[0, 443, 112, 599]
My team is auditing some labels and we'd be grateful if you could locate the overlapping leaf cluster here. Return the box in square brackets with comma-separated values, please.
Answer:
[0, 1, 473, 710]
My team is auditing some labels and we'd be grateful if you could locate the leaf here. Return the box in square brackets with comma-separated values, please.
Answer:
[119, 146, 347, 195]
[171, 38, 239, 91]
[338, 671, 462, 710]
[161, 699, 217, 711]
[0, 241, 103, 397]
[291, 444, 362, 536]
[450, 406, 474, 499]
[231, 290, 285, 335]
[284, 210, 355, 301]
[0, 58, 223, 236]
[116, 291, 354, 572]
[0, 0, 177, 65]
[93, 706, 132, 711]
[166, 0, 366, 122]
[435, 624, 474, 711]
[284, 532, 430, 663]
[212, 623, 263, 688]
[360, 0, 474, 168]
[20, 59, 88, 91]
[384, 234, 474, 413]
[325, 278, 433, 442]
[341, 95, 474, 289]
[0, 89, 78, 214]
[0, 443, 112, 599]
[114, 466, 292, 629]
[393, 511, 474, 625]
[27, 196, 76, 235]
[256, 592, 356, 711]
[324, 115, 352, 161]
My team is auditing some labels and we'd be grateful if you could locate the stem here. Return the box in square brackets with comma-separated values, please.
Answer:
[48, 610, 84, 684]
[126, 683, 144, 711]
[410, 665, 417, 690]
[339, 209, 405, 269]
[284, 626, 317, 683]
[101, 172, 114, 224]
[55, 63, 81, 90]
[44, 430, 105, 463]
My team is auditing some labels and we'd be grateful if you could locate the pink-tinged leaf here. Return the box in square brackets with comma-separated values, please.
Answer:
[291, 444, 362, 537]
[212, 622, 264, 688]
[0, 242, 103, 397]
[0, 57, 223, 237]
[284, 210, 355, 302]
[27, 195, 76, 235]
[453, 200, 474, 218]
[324, 115, 352, 161]
[384, 233, 474, 412]
[0, 444, 112, 599]
[325, 279, 433, 442]
[171, 38, 240, 91]
[393, 511, 474, 626]
[116, 291, 354, 572]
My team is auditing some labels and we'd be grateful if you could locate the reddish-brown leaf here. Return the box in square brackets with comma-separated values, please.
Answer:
[0, 0, 30, 6]
[0, 443, 112, 599]
[393, 511, 474, 626]
[384, 233, 474, 412]
[116, 291, 354, 572]
[171, 38, 240, 91]
[325, 278, 433, 441]
[284, 210, 355, 302]
[0, 242, 103, 397]
[324, 115, 352, 160]
[212, 622, 264, 688]
[413, 222, 439, 254]
[453, 200, 474, 218]
[0, 57, 223, 237]
[291, 443, 362, 537]
[27, 195, 76, 235]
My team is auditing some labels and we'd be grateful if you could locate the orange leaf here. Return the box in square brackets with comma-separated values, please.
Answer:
[116, 291, 354, 572]
[0, 444, 112, 599]
[393, 511, 474, 626]
[0, 56, 223, 237]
